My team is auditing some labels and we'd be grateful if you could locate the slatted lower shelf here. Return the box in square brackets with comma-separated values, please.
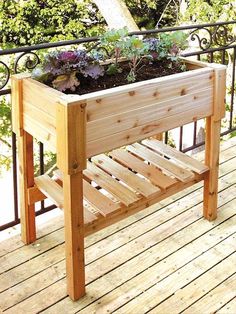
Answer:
[33, 139, 209, 236]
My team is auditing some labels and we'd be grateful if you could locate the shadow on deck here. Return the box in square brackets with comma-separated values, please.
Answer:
[0, 137, 236, 314]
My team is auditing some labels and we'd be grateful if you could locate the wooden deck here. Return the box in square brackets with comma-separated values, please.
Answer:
[0, 137, 236, 314]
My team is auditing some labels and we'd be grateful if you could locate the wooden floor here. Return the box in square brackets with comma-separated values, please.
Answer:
[0, 137, 236, 314]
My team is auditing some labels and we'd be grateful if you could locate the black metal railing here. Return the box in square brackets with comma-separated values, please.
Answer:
[0, 20, 235, 231]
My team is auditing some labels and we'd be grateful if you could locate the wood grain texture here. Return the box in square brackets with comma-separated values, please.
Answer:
[11, 74, 30, 136]
[203, 117, 221, 220]
[92, 154, 161, 198]
[56, 100, 87, 174]
[142, 139, 209, 174]
[18, 131, 36, 244]
[110, 149, 177, 189]
[127, 143, 194, 182]
[63, 171, 85, 300]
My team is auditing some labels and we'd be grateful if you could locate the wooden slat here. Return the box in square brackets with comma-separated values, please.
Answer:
[110, 149, 177, 189]
[23, 78, 62, 117]
[149, 253, 236, 314]
[34, 175, 64, 209]
[86, 103, 213, 158]
[53, 170, 122, 217]
[127, 143, 194, 182]
[142, 139, 209, 174]
[84, 162, 140, 207]
[87, 88, 213, 142]
[23, 113, 56, 152]
[86, 68, 213, 122]
[83, 180, 121, 217]
[23, 101, 56, 135]
[92, 154, 161, 198]
[83, 203, 99, 223]
[217, 297, 236, 313]
[183, 274, 236, 314]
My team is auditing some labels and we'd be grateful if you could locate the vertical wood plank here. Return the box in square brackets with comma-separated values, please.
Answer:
[56, 99, 87, 174]
[63, 171, 85, 300]
[12, 74, 36, 244]
[56, 98, 87, 300]
[18, 131, 36, 243]
[211, 64, 227, 121]
[11, 74, 30, 136]
[203, 64, 226, 220]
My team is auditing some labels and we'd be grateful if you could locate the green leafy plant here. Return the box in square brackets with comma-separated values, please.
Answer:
[32, 29, 188, 90]
[158, 31, 188, 61]
[0, 97, 12, 173]
[100, 27, 129, 74]
[122, 36, 150, 82]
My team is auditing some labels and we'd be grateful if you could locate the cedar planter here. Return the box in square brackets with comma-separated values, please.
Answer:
[12, 58, 226, 301]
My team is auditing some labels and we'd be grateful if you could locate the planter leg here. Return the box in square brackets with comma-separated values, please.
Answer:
[18, 131, 36, 244]
[203, 117, 221, 221]
[63, 171, 85, 300]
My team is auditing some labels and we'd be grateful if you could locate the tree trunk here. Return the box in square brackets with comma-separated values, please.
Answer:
[93, 0, 139, 31]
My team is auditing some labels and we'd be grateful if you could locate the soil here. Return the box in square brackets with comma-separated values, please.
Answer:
[67, 59, 186, 95]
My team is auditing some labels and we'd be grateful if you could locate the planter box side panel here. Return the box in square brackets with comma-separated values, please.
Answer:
[86, 68, 214, 157]
[22, 78, 61, 152]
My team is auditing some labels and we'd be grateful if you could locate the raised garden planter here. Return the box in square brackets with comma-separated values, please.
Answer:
[12, 58, 226, 300]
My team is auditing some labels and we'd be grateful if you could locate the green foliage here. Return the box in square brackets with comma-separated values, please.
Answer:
[100, 27, 129, 74]
[0, 97, 11, 140]
[0, 0, 104, 48]
[180, 0, 235, 23]
[0, 97, 12, 173]
[122, 36, 149, 82]
[124, 0, 179, 29]
[158, 31, 188, 60]
[99, 29, 187, 82]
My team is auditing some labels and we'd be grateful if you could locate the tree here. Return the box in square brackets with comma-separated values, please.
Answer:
[0, 0, 104, 49]
[93, 0, 139, 31]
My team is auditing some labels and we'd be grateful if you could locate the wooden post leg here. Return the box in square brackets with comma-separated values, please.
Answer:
[63, 171, 85, 300]
[203, 117, 221, 221]
[18, 131, 36, 244]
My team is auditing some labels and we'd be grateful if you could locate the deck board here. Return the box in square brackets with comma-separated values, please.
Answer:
[0, 138, 236, 314]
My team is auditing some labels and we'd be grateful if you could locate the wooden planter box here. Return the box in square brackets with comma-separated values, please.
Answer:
[12, 58, 226, 301]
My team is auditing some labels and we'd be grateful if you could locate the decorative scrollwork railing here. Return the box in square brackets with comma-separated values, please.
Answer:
[190, 23, 235, 51]
[14, 51, 41, 74]
[0, 60, 10, 90]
